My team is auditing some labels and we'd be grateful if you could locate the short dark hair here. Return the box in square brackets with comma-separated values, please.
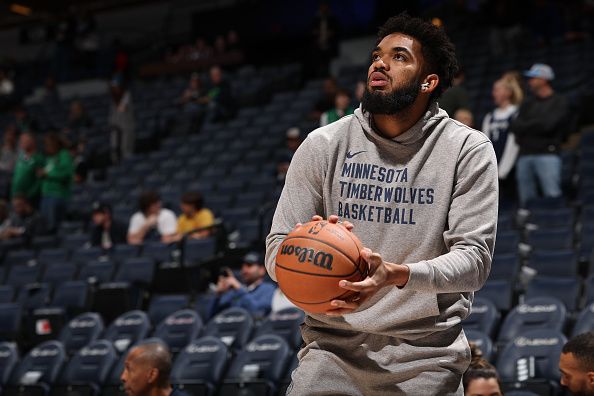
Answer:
[133, 342, 172, 388]
[563, 331, 594, 372]
[376, 13, 459, 101]
[181, 191, 204, 211]
[138, 191, 160, 214]
[462, 342, 501, 389]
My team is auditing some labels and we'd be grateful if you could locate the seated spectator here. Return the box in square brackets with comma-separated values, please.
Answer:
[127, 191, 177, 245]
[320, 88, 355, 127]
[13, 105, 39, 134]
[0, 125, 18, 173]
[65, 99, 93, 136]
[197, 65, 236, 122]
[176, 191, 214, 240]
[453, 108, 475, 128]
[559, 331, 594, 395]
[179, 72, 203, 112]
[90, 201, 128, 250]
[121, 342, 190, 396]
[38, 132, 74, 232]
[311, 76, 339, 120]
[276, 127, 303, 181]
[0, 194, 47, 242]
[11, 131, 44, 204]
[208, 252, 276, 318]
[463, 343, 503, 396]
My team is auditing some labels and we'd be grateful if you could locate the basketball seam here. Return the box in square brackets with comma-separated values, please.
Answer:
[342, 227, 368, 278]
[285, 288, 354, 305]
[275, 261, 357, 278]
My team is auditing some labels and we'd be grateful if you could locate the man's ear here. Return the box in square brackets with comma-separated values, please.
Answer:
[587, 371, 594, 386]
[421, 74, 439, 94]
[147, 368, 159, 384]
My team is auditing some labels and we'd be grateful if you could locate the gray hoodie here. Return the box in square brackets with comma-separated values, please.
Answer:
[266, 102, 498, 340]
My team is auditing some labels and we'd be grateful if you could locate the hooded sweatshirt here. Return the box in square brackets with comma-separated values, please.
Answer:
[265, 102, 498, 340]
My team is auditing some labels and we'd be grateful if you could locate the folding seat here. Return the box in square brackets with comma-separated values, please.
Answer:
[53, 340, 117, 396]
[221, 207, 253, 230]
[0, 303, 21, 341]
[104, 310, 151, 354]
[525, 277, 581, 311]
[79, 260, 115, 283]
[36, 248, 69, 266]
[61, 234, 91, 251]
[527, 250, 577, 277]
[16, 283, 51, 311]
[101, 352, 126, 396]
[525, 197, 567, 211]
[494, 231, 519, 255]
[205, 194, 233, 215]
[153, 309, 203, 353]
[526, 229, 574, 251]
[148, 294, 190, 325]
[252, 308, 304, 350]
[141, 241, 174, 264]
[476, 279, 514, 311]
[41, 262, 77, 286]
[108, 244, 140, 264]
[496, 329, 566, 395]
[204, 307, 255, 351]
[586, 276, 594, 306]
[3, 250, 35, 267]
[170, 336, 229, 395]
[489, 254, 520, 280]
[462, 297, 500, 338]
[571, 302, 594, 337]
[3, 340, 66, 396]
[0, 342, 18, 389]
[218, 334, 291, 396]
[465, 329, 494, 362]
[30, 235, 59, 252]
[194, 293, 218, 322]
[70, 246, 105, 265]
[183, 238, 216, 267]
[579, 224, 594, 261]
[5, 263, 42, 288]
[0, 285, 14, 303]
[497, 297, 566, 345]
[59, 312, 105, 355]
[526, 207, 573, 229]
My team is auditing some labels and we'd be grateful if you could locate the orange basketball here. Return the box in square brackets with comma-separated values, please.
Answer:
[275, 220, 368, 314]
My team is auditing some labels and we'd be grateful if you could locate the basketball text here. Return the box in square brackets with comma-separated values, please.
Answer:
[280, 244, 333, 270]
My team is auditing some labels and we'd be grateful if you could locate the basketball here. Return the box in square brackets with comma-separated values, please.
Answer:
[275, 220, 368, 313]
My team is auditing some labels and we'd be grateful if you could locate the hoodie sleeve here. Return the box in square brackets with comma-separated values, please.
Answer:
[404, 140, 498, 293]
[265, 136, 328, 281]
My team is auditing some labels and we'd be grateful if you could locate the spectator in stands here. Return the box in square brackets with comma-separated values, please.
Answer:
[511, 63, 570, 207]
[0, 125, 18, 172]
[226, 30, 241, 52]
[127, 191, 177, 245]
[312, 76, 339, 119]
[191, 38, 212, 61]
[208, 251, 276, 318]
[109, 76, 135, 161]
[121, 342, 189, 396]
[41, 76, 61, 106]
[276, 127, 303, 181]
[197, 65, 235, 122]
[13, 105, 38, 134]
[454, 108, 475, 128]
[176, 191, 215, 240]
[90, 201, 127, 250]
[0, 194, 47, 242]
[212, 35, 226, 57]
[439, 67, 469, 117]
[0, 68, 14, 96]
[68, 140, 88, 184]
[463, 343, 503, 396]
[65, 99, 93, 135]
[320, 88, 355, 127]
[559, 331, 594, 396]
[179, 72, 203, 111]
[482, 76, 523, 196]
[38, 132, 74, 232]
[11, 131, 44, 204]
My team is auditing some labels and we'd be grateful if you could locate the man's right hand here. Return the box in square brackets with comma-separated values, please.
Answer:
[293, 214, 354, 232]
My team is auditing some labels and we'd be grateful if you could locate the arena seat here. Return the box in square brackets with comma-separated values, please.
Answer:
[147, 294, 190, 325]
[5, 263, 42, 288]
[16, 282, 51, 311]
[204, 307, 255, 351]
[0, 285, 14, 303]
[70, 247, 105, 265]
[108, 244, 140, 264]
[0, 342, 18, 387]
[40, 262, 77, 286]
[78, 260, 115, 283]
[462, 297, 500, 338]
[0, 303, 21, 341]
[141, 241, 175, 264]
[4, 340, 66, 396]
[104, 310, 151, 354]
[496, 329, 566, 395]
[183, 238, 216, 267]
[59, 312, 105, 355]
[219, 334, 291, 396]
[585, 276, 594, 306]
[571, 302, 594, 337]
[475, 279, 514, 311]
[171, 336, 230, 396]
[252, 308, 305, 350]
[525, 277, 581, 312]
[494, 231, 519, 255]
[527, 250, 578, 278]
[465, 329, 494, 362]
[497, 297, 566, 345]
[526, 229, 574, 251]
[526, 207, 574, 228]
[53, 340, 117, 396]
[36, 248, 69, 266]
[61, 234, 91, 251]
[489, 253, 520, 280]
[3, 250, 35, 267]
[153, 309, 203, 353]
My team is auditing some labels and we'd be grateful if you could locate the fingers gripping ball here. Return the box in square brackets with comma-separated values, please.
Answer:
[275, 220, 368, 313]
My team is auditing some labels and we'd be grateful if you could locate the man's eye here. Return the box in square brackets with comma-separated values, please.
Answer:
[394, 54, 405, 61]
[371, 54, 380, 61]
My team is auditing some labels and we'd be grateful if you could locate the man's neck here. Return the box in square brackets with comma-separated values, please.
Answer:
[371, 103, 427, 139]
[148, 385, 172, 396]
[536, 85, 554, 99]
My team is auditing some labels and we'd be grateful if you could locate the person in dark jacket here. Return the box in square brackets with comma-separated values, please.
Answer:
[512, 63, 570, 207]
[90, 202, 127, 250]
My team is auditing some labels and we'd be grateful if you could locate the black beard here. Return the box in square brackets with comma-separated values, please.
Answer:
[362, 77, 420, 115]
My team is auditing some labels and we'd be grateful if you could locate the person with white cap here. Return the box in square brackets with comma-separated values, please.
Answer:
[511, 63, 570, 207]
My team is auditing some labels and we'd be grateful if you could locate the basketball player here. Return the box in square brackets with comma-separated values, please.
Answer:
[265, 13, 498, 395]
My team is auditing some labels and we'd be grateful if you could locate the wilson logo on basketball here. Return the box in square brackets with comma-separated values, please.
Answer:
[279, 244, 333, 270]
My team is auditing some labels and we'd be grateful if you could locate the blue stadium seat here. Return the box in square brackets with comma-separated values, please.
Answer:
[141, 242, 174, 263]
[41, 262, 77, 286]
[109, 244, 140, 264]
[494, 231, 519, 255]
[526, 207, 574, 228]
[30, 236, 59, 252]
[571, 302, 594, 337]
[497, 297, 567, 344]
[526, 228, 574, 251]
[183, 238, 216, 267]
[465, 329, 494, 362]
[496, 329, 566, 394]
[59, 312, 105, 355]
[0, 303, 21, 341]
[53, 340, 117, 396]
[79, 260, 115, 283]
[0, 285, 14, 303]
[61, 234, 91, 251]
[153, 309, 203, 353]
[70, 246, 105, 264]
[36, 248, 69, 266]
[4, 340, 66, 396]
[525, 277, 581, 311]
[104, 310, 151, 354]
[219, 334, 291, 396]
[527, 250, 578, 277]
[16, 283, 51, 311]
[489, 253, 520, 280]
[252, 308, 304, 349]
[0, 342, 18, 387]
[171, 336, 230, 396]
[585, 276, 594, 306]
[5, 263, 42, 288]
[476, 280, 514, 311]
[204, 307, 255, 351]
[114, 257, 155, 285]
[147, 294, 190, 325]
[462, 297, 500, 338]
[3, 250, 35, 267]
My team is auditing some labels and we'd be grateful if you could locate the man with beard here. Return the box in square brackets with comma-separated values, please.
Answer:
[559, 332, 594, 396]
[265, 13, 498, 395]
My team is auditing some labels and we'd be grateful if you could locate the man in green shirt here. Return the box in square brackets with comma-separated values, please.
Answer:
[11, 132, 44, 206]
